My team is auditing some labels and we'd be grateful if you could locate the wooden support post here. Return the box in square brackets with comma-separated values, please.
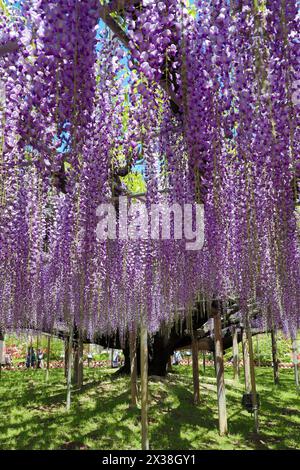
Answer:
[192, 334, 200, 405]
[87, 344, 92, 367]
[129, 329, 138, 407]
[246, 317, 259, 434]
[140, 322, 149, 450]
[64, 338, 69, 379]
[46, 336, 51, 382]
[78, 339, 83, 387]
[36, 335, 39, 369]
[73, 343, 79, 385]
[271, 329, 279, 385]
[242, 329, 251, 393]
[213, 312, 228, 436]
[73, 338, 84, 388]
[213, 349, 217, 375]
[202, 352, 206, 375]
[167, 355, 172, 372]
[111, 348, 114, 368]
[292, 338, 299, 392]
[66, 329, 73, 411]
[0, 332, 4, 379]
[232, 326, 240, 381]
[256, 335, 261, 367]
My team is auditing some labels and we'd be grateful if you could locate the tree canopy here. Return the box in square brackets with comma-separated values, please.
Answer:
[0, 0, 299, 339]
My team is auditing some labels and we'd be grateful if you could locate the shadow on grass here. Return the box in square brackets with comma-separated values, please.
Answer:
[0, 367, 299, 450]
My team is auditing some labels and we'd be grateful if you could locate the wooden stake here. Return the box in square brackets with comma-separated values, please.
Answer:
[64, 338, 69, 379]
[242, 329, 251, 393]
[74, 338, 84, 388]
[232, 326, 240, 382]
[271, 329, 279, 385]
[191, 334, 200, 405]
[111, 348, 114, 368]
[88, 344, 92, 367]
[36, 335, 39, 369]
[129, 329, 138, 406]
[246, 317, 259, 433]
[78, 339, 83, 387]
[292, 338, 299, 392]
[140, 322, 149, 450]
[256, 335, 261, 368]
[0, 332, 4, 379]
[213, 349, 217, 375]
[46, 335, 51, 382]
[202, 352, 206, 375]
[66, 328, 73, 411]
[167, 355, 172, 372]
[213, 312, 228, 436]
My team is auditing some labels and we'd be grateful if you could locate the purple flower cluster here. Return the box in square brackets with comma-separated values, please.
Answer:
[125, 0, 190, 95]
[1, 0, 99, 177]
[183, 0, 300, 334]
[0, 1, 299, 339]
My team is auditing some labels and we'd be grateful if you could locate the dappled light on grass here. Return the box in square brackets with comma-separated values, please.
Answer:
[0, 366, 299, 450]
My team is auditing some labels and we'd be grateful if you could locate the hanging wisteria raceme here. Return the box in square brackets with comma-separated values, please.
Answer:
[26, 28, 199, 338]
[0, 166, 47, 330]
[255, 0, 300, 336]
[182, 0, 300, 334]
[0, 1, 299, 339]
[0, 0, 99, 179]
[231, 0, 300, 335]
[125, 0, 188, 86]
[34, 33, 121, 334]
[0, 8, 28, 174]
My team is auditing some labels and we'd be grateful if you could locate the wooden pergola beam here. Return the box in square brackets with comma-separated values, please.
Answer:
[98, 4, 181, 109]
[105, 0, 141, 14]
[98, 5, 130, 48]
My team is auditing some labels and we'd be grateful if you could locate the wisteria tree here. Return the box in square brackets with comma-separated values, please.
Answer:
[0, 0, 299, 449]
[0, 0, 299, 341]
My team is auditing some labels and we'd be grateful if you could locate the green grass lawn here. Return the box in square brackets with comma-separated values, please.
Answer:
[0, 365, 299, 450]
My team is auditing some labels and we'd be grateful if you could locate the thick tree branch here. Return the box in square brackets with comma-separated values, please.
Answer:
[105, 0, 141, 14]
[0, 40, 19, 57]
[98, 5, 181, 109]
